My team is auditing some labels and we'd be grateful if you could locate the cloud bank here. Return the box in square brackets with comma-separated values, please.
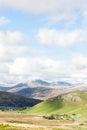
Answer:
[0, 0, 87, 83]
[0, 0, 87, 24]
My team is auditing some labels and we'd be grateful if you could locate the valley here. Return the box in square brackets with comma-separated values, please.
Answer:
[0, 80, 87, 130]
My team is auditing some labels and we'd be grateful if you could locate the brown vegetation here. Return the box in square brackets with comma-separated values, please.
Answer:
[0, 112, 87, 130]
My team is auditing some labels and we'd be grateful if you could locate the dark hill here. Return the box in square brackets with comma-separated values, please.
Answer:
[0, 91, 41, 108]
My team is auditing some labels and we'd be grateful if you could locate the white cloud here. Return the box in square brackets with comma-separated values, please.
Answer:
[0, 63, 9, 73]
[0, 30, 29, 62]
[9, 57, 65, 81]
[0, 0, 87, 83]
[9, 54, 87, 83]
[0, 0, 86, 24]
[67, 54, 87, 81]
[0, 0, 84, 13]
[72, 54, 87, 69]
[0, 31, 26, 45]
[0, 16, 11, 26]
[0, 29, 32, 82]
[36, 28, 87, 46]
[1, 52, 87, 83]
[0, 29, 86, 83]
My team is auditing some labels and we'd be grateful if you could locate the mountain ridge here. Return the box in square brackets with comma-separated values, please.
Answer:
[0, 80, 87, 100]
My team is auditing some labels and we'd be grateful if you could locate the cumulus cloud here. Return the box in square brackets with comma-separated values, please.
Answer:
[0, 0, 87, 83]
[67, 54, 87, 81]
[8, 54, 87, 83]
[0, 30, 29, 62]
[9, 57, 62, 77]
[72, 54, 87, 69]
[0, 29, 87, 83]
[0, 0, 86, 24]
[0, 31, 26, 45]
[36, 28, 87, 46]
[1, 52, 87, 83]
[0, 29, 31, 80]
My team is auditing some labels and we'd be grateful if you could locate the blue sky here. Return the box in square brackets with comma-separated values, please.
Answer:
[0, 0, 87, 83]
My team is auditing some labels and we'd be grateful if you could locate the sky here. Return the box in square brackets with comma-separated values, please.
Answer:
[0, 0, 87, 84]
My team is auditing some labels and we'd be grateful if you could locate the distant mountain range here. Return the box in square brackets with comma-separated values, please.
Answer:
[0, 80, 87, 100]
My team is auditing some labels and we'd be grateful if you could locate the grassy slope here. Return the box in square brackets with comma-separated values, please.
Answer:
[21, 91, 87, 116]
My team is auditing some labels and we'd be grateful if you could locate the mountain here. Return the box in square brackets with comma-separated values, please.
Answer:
[32, 80, 50, 86]
[0, 91, 41, 109]
[11, 87, 64, 100]
[0, 86, 10, 91]
[51, 81, 72, 86]
[23, 90, 87, 115]
[0, 83, 28, 91]
[0, 79, 87, 100]
[7, 80, 73, 100]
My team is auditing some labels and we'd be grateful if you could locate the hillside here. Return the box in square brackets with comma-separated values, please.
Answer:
[22, 90, 87, 116]
[12, 87, 64, 100]
[0, 91, 41, 108]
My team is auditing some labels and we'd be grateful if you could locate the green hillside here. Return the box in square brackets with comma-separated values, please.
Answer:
[22, 90, 87, 116]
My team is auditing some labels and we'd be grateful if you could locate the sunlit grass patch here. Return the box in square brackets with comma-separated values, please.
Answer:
[0, 124, 20, 130]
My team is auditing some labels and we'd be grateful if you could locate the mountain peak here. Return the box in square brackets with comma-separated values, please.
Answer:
[33, 79, 50, 86]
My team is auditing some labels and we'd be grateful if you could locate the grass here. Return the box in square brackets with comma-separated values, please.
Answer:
[71, 126, 87, 130]
[52, 128, 66, 130]
[19, 91, 87, 117]
[1, 90, 87, 130]
[0, 124, 21, 130]
[0, 124, 67, 130]
[0, 111, 87, 130]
